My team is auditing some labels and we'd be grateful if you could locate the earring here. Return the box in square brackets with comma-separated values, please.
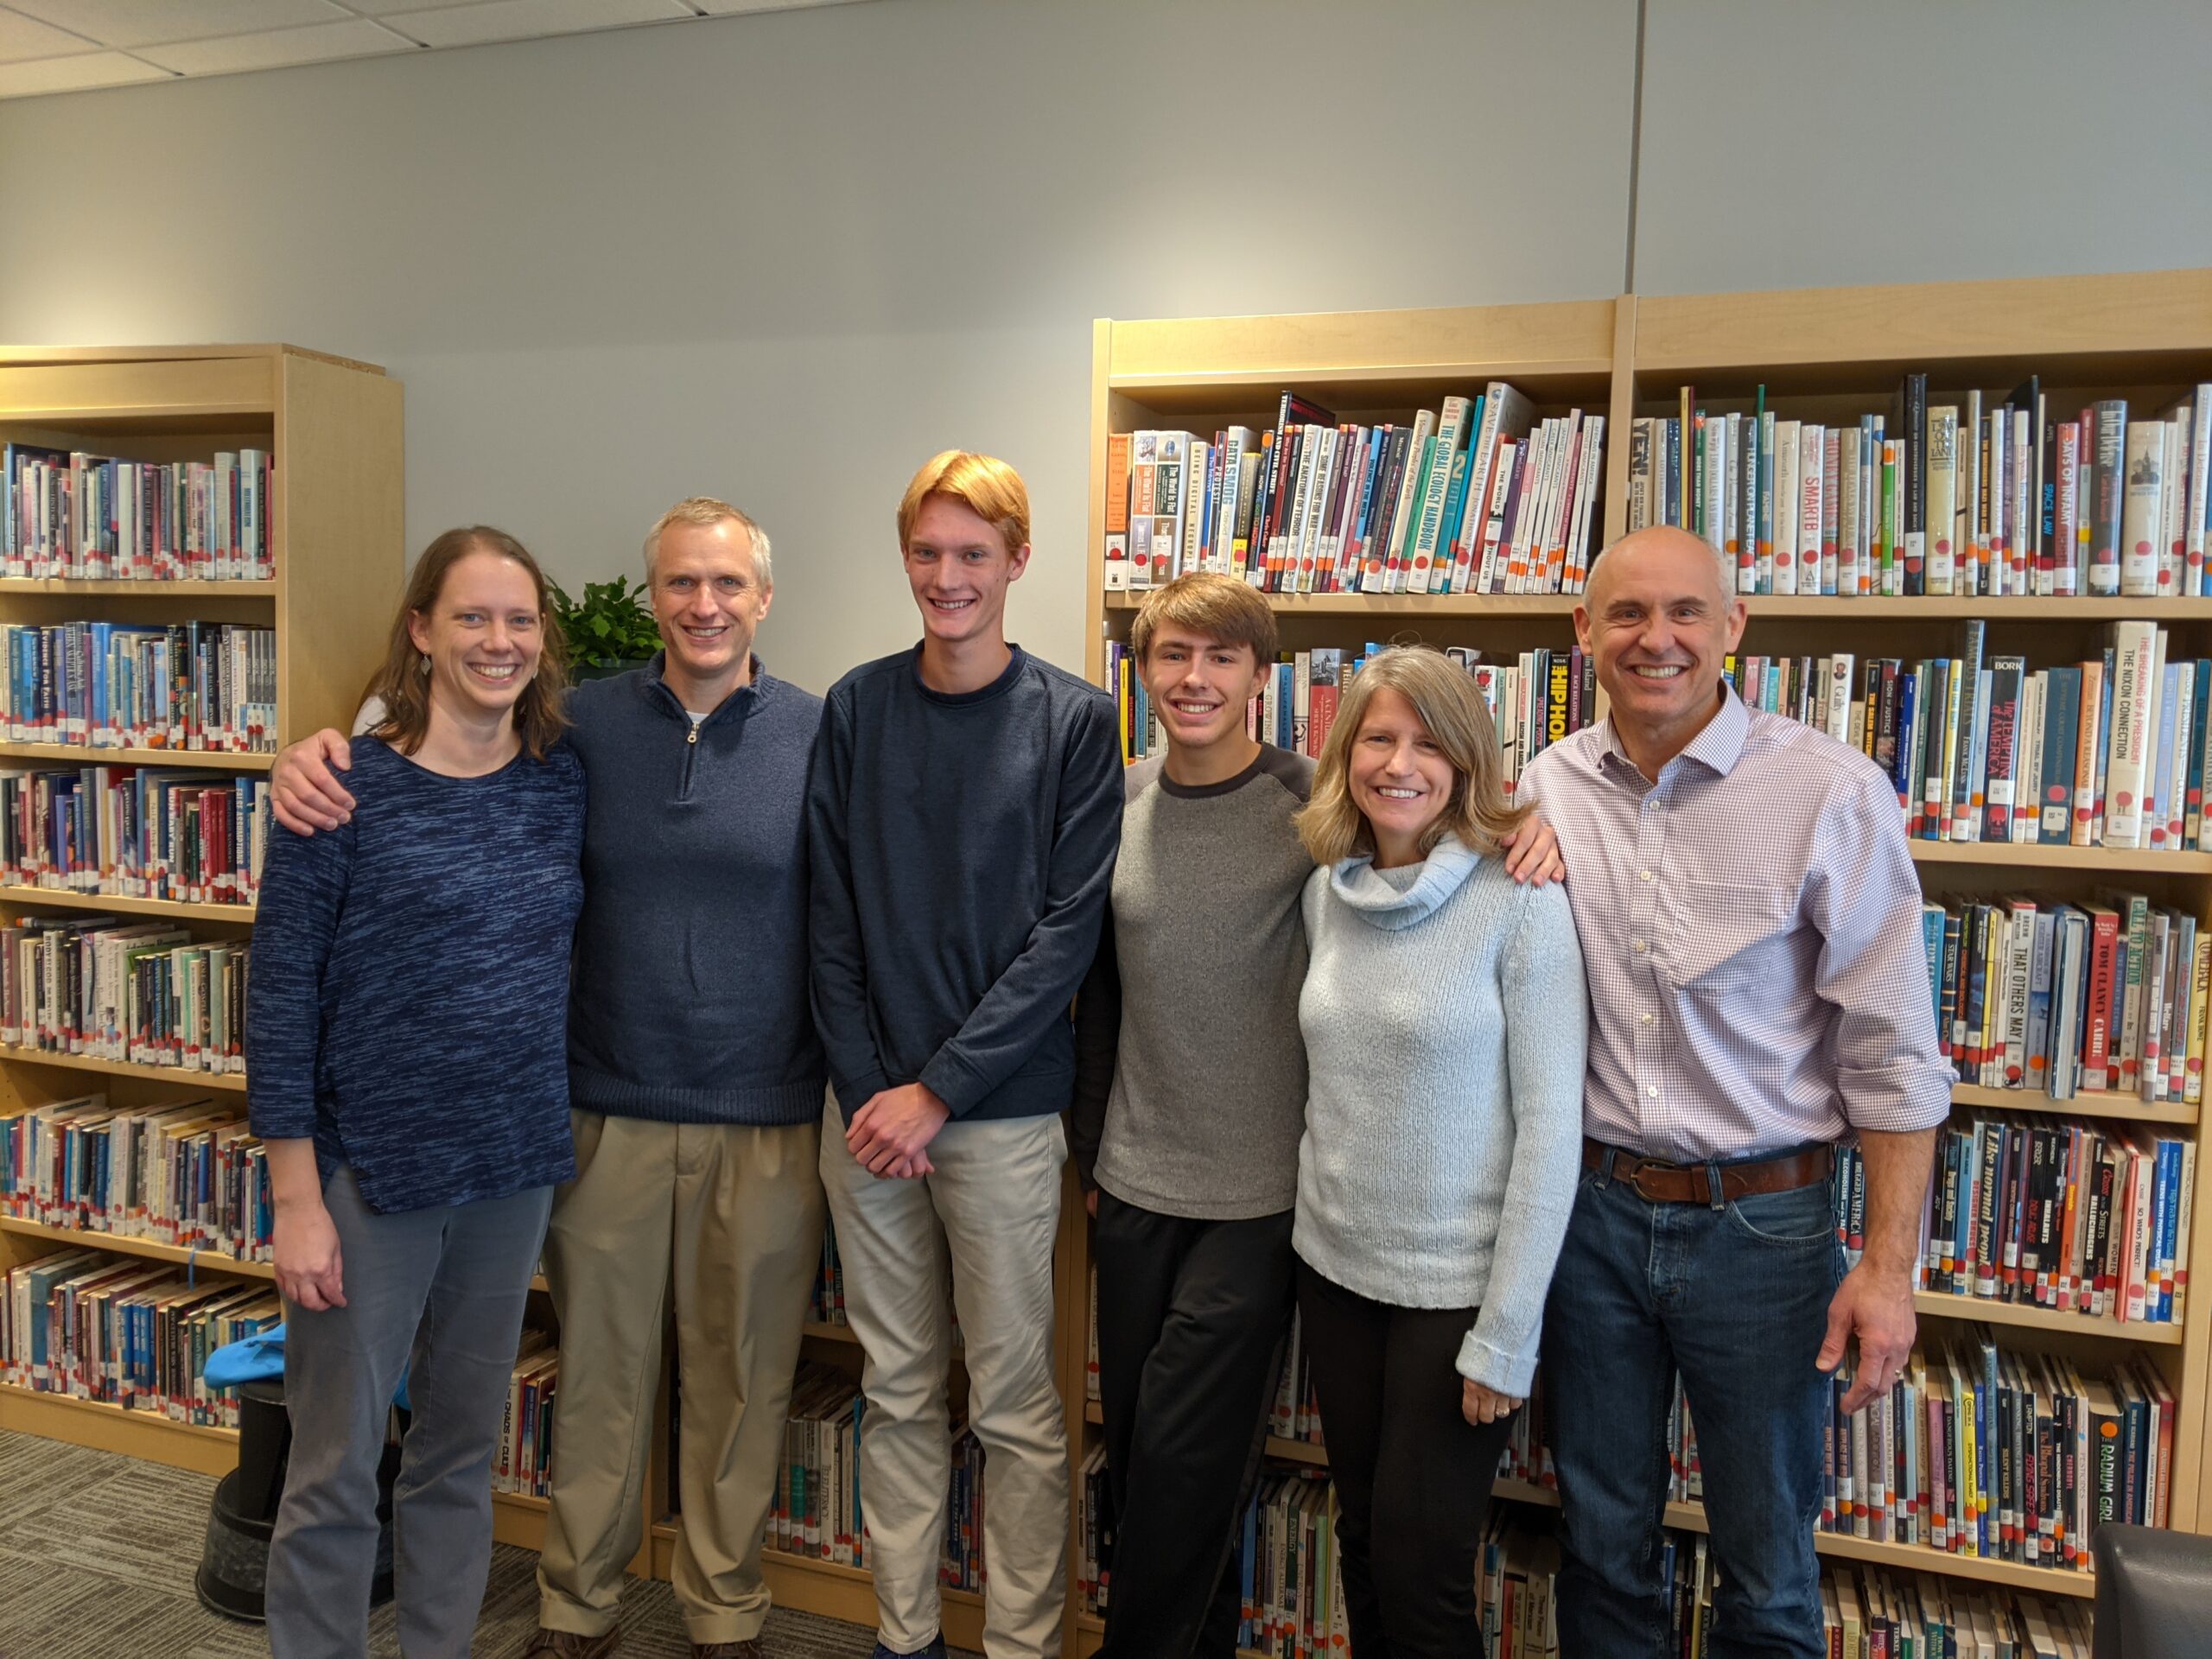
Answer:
[418, 653, 432, 676]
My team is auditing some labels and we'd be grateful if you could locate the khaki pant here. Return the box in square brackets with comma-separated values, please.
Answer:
[536, 1110, 825, 1645]
[819, 1099, 1069, 1659]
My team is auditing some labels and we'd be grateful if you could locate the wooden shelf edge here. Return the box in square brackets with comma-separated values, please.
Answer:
[0, 886, 255, 922]
[0, 743, 273, 771]
[1100, 592, 2212, 620]
[0, 1218, 550, 1294]
[1911, 1289, 2184, 1343]
[1907, 842, 2212, 874]
[1491, 1478, 2094, 1598]
[0, 1214, 272, 1279]
[0, 579, 276, 596]
[0, 1045, 247, 1091]
[1949, 1082, 2198, 1125]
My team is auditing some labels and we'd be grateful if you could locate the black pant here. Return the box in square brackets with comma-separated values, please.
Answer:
[1296, 1260, 1516, 1659]
[1093, 1192, 1296, 1659]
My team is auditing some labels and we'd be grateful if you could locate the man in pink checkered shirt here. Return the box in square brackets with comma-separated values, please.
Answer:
[1516, 526, 1948, 1659]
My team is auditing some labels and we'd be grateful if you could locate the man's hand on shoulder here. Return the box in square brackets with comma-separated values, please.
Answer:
[272, 729, 358, 835]
[1818, 1260, 1916, 1414]
[847, 1082, 950, 1179]
[1501, 815, 1566, 887]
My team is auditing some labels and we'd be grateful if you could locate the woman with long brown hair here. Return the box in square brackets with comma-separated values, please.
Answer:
[246, 527, 585, 1658]
[1290, 645, 1587, 1658]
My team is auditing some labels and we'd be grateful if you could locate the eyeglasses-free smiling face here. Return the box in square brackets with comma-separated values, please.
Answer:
[406, 549, 543, 723]
[652, 518, 770, 689]
[1349, 685, 1456, 860]
[1139, 624, 1267, 755]
[1577, 526, 1748, 759]
[903, 493, 1029, 647]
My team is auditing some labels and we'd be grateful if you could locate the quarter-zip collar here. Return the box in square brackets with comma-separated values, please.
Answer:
[638, 652, 777, 798]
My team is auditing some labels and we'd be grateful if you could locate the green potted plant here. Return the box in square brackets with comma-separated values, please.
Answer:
[550, 576, 661, 680]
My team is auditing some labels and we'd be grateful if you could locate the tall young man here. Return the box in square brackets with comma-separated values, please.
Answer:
[1073, 575, 1563, 1658]
[808, 451, 1122, 1659]
[1516, 527, 1946, 1659]
[270, 499, 825, 1659]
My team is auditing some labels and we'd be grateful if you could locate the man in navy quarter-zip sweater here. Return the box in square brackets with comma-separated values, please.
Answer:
[270, 499, 823, 1659]
[810, 452, 1122, 1659]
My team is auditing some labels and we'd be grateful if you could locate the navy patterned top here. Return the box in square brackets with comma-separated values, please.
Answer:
[246, 735, 586, 1213]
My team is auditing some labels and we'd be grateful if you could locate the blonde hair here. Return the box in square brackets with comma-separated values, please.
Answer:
[1128, 572, 1279, 665]
[1295, 645, 1528, 866]
[642, 496, 772, 585]
[365, 527, 569, 763]
[897, 450, 1030, 556]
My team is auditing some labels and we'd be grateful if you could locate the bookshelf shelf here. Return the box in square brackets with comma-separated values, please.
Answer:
[0, 1214, 272, 1279]
[0, 1217, 551, 1294]
[0, 742, 273, 771]
[0, 1045, 246, 1092]
[1099, 592, 2212, 622]
[1910, 1289, 2183, 1344]
[0, 579, 277, 599]
[1906, 843, 2212, 874]
[1491, 1478, 2095, 1600]
[0, 886, 253, 923]
[1949, 1082, 2198, 1125]
[0, 1378, 239, 1477]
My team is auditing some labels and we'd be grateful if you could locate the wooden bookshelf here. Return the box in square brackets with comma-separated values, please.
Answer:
[1076, 271, 2212, 1653]
[0, 344, 408, 1543]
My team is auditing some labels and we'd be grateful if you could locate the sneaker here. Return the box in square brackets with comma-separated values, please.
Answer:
[870, 1642, 947, 1659]
[524, 1630, 620, 1659]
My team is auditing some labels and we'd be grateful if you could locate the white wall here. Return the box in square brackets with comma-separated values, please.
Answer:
[1634, 0, 2212, 295]
[0, 0, 1637, 690]
[3, 0, 2206, 690]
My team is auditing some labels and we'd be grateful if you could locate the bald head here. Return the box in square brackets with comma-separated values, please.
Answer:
[1584, 525, 1736, 613]
[1575, 524, 1748, 777]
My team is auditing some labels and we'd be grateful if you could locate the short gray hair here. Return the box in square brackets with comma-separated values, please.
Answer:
[642, 497, 772, 587]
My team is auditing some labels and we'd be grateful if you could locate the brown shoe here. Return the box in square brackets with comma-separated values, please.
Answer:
[691, 1644, 764, 1659]
[524, 1630, 620, 1659]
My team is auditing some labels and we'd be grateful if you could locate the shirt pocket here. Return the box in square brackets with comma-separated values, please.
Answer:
[1663, 878, 1797, 992]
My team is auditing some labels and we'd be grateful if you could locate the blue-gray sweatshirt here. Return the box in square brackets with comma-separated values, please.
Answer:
[807, 645, 1122, 1122]
[563, 654, 826, 1124]
[245, 738, 586, 1214]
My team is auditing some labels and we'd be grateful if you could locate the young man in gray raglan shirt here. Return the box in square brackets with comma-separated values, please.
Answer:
[1071, 575, 1563, 1659]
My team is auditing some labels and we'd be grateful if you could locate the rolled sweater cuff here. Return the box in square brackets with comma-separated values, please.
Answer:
[568, 1066, 826, 1127]
[1456, 1326, 1541, 1398]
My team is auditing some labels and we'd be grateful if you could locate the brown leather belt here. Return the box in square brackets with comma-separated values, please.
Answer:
[1582, 1137, 1834, 1205]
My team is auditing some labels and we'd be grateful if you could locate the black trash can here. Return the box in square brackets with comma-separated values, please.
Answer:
[195, 1377, 398, 1621]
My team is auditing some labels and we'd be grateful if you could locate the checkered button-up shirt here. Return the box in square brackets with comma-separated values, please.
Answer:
[1516, 688, 1949, 1163]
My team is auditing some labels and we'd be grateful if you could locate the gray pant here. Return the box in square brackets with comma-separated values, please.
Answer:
[266, 1166, 553, 1659]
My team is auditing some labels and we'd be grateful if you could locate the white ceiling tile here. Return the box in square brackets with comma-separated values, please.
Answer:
[342, 1, 532, 13]
[5, 1, 351, 49]
[0, 48, 167, 94]
[694, 0, 861, 13]
[133, 16, 415, 74]
[380, 0, 692, 48]
[0, 10, 95, 64]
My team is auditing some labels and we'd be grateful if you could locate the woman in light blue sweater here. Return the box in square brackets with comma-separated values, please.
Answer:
[1292, 645, 1588, 1658]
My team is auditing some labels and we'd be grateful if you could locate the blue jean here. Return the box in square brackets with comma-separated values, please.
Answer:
[1543, 1152, 1843, 1659]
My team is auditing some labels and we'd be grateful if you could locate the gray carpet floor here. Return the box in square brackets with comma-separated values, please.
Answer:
[0, 1430, 982, 1658]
